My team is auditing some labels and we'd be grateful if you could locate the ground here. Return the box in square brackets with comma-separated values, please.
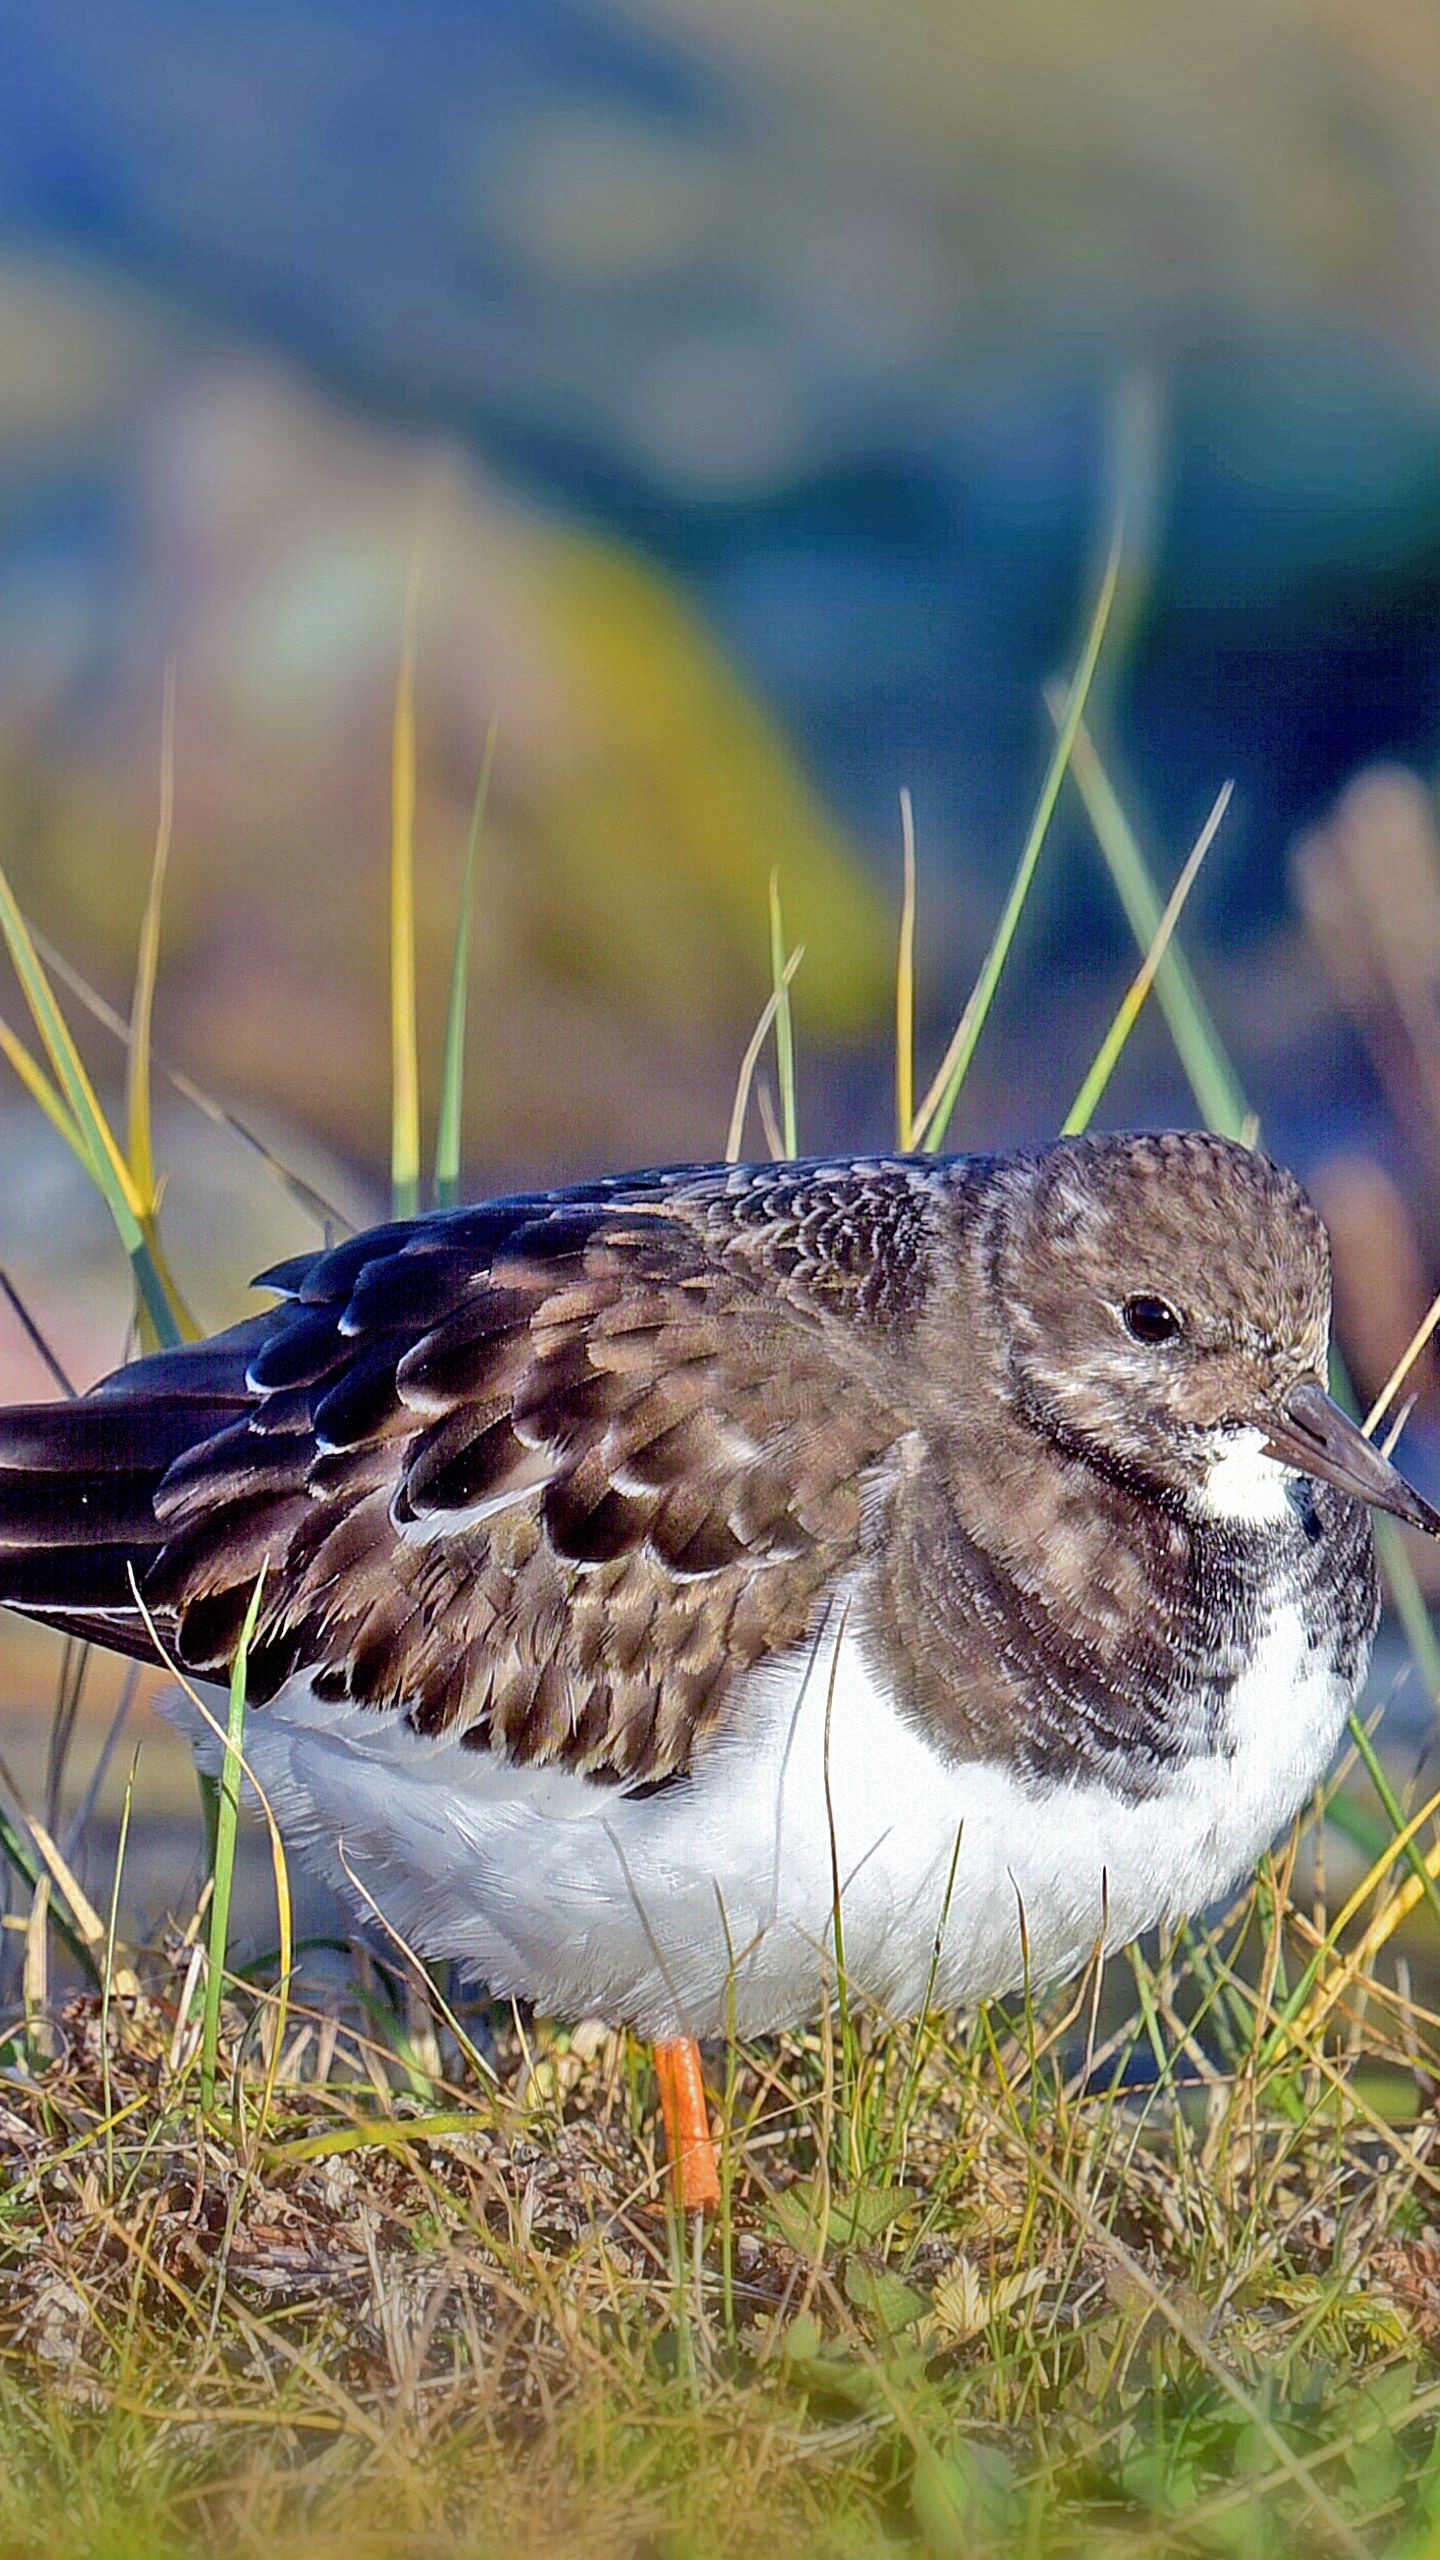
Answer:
[4, 1860, 1440, 2560]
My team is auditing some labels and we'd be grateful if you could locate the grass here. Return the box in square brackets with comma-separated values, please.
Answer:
[6, 1905, 1440, 2559]
[2, 567, 1440, 2558]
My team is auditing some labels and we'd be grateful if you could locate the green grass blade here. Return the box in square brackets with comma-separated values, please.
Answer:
[33, 923, 351, 1234]
[915, 527, 1122, 1152]
[1373, 1513, 1440, 1714]
[200, 1571, 266, 2116]
[1066, 729, 1440, 1933]
[1343, 1703, 1435, 1877]
[1322, 1781, 1399, 1868]
[0, 1798, 97, 1980]
[434, 718, 496, 1211]
[1063, 781, 1231, 1135]
[132, 1224, 197, 1350]
[101, 1748, 138, 2182]
[126, 661, 174, 1212]
[390, 576, 422, 1219]
[251, 1772, 295, 2153]
[767, 870, 799, 1158]
[1324, 1409, 1440, 1931]
[0, 862, 143, 1219]
[197, 1766, 220, 1871]
[0, 854, 184, 1346]
[1057, 710, 1248, 1142]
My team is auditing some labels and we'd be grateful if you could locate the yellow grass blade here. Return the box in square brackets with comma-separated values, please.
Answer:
[0, 1017, 88, 1167]
[1364, 1285, 1440, 1437]
[268, 2111, 492, 2167]
[0, 852, 187, 1344]
[27, 1815, 136, 1996]
[126, 661, 175, 1212]
[31, 924, 350, 1233]
[0, 860, 145, 1223]
[726, 943, 804, 1162]
[23, 1870, 50, 2057]
[1055, 705, 1247, 1141]
[914, 526, 1123, 1150]
[895, 788, 917, 1149]
[1063, 781, 1231, 1134]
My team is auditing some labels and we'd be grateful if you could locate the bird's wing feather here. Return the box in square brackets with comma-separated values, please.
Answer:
[0, 1159, 938, 1786]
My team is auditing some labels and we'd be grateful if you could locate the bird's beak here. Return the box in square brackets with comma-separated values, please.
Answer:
[1261, 1377, 1440, 1535]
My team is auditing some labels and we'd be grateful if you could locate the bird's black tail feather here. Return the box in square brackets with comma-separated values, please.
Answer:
[0, 1313, 277, 1661]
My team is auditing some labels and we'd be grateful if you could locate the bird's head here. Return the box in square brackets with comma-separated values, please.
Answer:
[987, 1130, 1440, 1535]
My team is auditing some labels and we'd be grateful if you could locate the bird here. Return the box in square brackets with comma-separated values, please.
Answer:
[0, 1129, 1433, 2208]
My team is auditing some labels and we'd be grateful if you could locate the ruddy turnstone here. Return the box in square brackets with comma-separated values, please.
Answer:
[0, 1131, 1433, 2204]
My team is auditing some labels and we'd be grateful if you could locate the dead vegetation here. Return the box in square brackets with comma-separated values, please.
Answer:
[4, 1856, 1440, 2559]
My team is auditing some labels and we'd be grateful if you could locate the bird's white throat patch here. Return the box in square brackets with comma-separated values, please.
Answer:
[1197, 1427, 1299, 1525]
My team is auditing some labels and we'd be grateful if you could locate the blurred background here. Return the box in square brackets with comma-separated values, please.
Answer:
[7, 0, 1440, 1936]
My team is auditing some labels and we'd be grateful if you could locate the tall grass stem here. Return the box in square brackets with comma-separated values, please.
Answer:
[895, 788, 917, 1148]
[390, 569, 422, 1218]
[200, 1573, 267, 2115]
[126, 660, 175, 1214]
[768, 871, 799, 1158]
[915, 526, 1123, 1150]
[1063, 780, 1231, 1133]
[434, 718, 497, 1210]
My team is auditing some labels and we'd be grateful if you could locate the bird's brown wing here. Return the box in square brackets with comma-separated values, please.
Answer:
[0, 1161, 937, 1786]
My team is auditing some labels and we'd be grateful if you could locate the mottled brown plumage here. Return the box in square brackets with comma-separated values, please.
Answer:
[0, 1135, 1427, 1810]
[0, 1159, 940, 1785]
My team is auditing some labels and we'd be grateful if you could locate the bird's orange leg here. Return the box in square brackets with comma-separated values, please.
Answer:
[653, 2037, 721, 2211]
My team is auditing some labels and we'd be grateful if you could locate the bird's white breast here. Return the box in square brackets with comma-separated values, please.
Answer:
[172, 1578, 1354, 2041]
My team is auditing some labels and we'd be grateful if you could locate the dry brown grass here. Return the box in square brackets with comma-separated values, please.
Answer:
[4, 1841, 1440, 2558]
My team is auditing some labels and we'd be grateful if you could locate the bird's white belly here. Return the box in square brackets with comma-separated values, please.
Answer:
[174, 1593, 1352, 2040]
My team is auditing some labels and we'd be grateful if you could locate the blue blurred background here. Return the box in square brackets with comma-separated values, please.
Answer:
[3, 0, 1440, 1436]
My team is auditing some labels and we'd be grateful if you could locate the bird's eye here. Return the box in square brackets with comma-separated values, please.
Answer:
[1122, 1293, 1184, 1346]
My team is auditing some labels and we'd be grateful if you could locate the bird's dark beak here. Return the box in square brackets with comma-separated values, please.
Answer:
[1261, 1377, 1440, 1535]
